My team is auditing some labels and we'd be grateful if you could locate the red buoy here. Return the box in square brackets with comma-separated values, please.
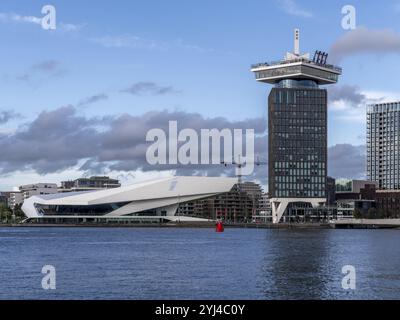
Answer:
[216, 221, 224, 232]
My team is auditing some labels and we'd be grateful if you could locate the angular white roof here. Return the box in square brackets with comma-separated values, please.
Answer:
[22, 176, 237, 218]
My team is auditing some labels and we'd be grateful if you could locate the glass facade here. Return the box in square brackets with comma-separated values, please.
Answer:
[268, 84, 327, 198]
[335, 178, 352, 192]
[36, 202, 168, 217]
[367, 102, 400, 190]
[277, 79, 318, 89]
[35, 202, 130, 216]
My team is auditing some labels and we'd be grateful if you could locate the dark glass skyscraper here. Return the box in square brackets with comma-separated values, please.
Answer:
[251, 29, 341, 223]
[268, 84, 327, 198]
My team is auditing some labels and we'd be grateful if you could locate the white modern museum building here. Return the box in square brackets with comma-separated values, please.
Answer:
[22, 176, 237, 224]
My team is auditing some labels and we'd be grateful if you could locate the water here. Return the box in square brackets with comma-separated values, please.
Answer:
[0, 227, 399, 300]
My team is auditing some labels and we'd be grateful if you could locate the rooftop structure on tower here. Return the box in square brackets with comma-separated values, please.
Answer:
[251, 29, 342, 85]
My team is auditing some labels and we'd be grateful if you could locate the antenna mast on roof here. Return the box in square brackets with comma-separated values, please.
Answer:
[294, 28, 300, 55]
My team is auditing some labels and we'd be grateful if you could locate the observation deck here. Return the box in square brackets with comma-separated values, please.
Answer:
[251, 29, 342, 85]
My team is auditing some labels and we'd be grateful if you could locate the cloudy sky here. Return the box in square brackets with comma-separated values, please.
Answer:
[1, 0, 400, 190]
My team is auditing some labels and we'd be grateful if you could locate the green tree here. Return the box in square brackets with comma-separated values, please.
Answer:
[13, 204, 25, 221]
[0, 203, 13, 223]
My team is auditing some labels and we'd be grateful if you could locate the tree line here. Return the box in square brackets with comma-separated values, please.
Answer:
[0, 203, 25, 223]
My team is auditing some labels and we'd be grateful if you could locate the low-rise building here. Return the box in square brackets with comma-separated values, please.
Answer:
[335, 179, 378, 201]
[9, 192, 24, 209]
[176, 182, 264, 222]
[370, 190, 400, 218]
[336, 199, 376, 219]
[19, 183, 58, 200]
[258, 193, 270, 213]
[8, 183, 58, 209]
[256, 193, 272, 222]
[0, 192, 10, 206]
[332, 179, 378, 219]
[60, 176, 121, 192]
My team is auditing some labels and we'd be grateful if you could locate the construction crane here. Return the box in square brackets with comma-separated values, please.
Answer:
[221, 156, 268, 222]
[221, 156, 267, 185]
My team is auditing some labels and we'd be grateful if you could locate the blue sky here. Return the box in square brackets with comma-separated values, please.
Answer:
[1, 0, 400, 190]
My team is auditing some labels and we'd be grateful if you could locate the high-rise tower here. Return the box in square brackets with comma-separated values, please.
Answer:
[367, 102, 400, 190]
[251, 29, 342, 223]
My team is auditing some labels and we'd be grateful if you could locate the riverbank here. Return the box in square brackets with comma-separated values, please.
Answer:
[2, 219, 400, 229]
[0, 222, 333, 229]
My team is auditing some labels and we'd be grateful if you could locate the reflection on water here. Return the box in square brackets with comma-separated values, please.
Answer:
[260, 229, 400, 299]
[0, 227, 399, 299]
[261, 230, 334, 299]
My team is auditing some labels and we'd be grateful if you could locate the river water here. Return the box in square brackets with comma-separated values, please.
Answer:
[0, 227, 399, 299]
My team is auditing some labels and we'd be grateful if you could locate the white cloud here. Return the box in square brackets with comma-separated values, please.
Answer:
[330, 26, 400, 62]
[332, 107, 365, 123]
[0, 167, 81, 191]
[59, 22, 85, 32]
[91, 35, 162, 49]
[0, 161, 175, 191]
[362, 90, 400, 103]
[330, 100, 348, 112]
[329, 89, 400, 123]
[0, 12, 41, 25]
[0, 12, 82, 32]
[91, 34, 214, 53]
[277, 0, 313, 18]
